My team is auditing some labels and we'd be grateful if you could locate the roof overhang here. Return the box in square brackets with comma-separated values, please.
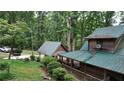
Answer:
[85, 35, 117, 40]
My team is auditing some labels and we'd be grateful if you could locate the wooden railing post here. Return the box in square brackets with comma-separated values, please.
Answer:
[103, 70, 107, 81]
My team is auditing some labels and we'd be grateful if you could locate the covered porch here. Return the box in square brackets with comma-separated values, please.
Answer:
[58, 50, 124, 81]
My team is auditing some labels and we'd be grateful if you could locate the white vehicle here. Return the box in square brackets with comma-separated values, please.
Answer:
[0, 47, 11, 52]
[0, 47, 5, 52]
[3, 47, 11, 52]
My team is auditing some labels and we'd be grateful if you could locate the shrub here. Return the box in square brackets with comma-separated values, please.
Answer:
[15, 48, 22, 53]
[64, 74, 75, 81]
[36, 56, 41, 62]
[41, 56, 57, 67]
[0, 73, 14, 81]
[24, 58, 30, 62]
[0, 62, 10, 71]
[52, 67, 67, 81]
[40, 63, 45, 68]
[30, 54, 35, 61]
[47, 61, 61, 75]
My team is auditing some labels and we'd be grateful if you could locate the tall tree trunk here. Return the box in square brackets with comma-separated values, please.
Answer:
[67, 30, 71, 51]
[8, 47, 13, 59]
[71, 32, 75, 51]
[8, 37, 15, 59]
[66, 16, 76, 51]
[67, 16, 73, 51]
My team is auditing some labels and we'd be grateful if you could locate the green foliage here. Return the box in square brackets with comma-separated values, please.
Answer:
[0, 11, 116, 51]
[0, 62, 10, 71]
[0, 59, 43, 81]
[47, 61, 61, 75]
[30, 55, 36, 61]
[0, 73, 14, 81]
[0, 61, 12, 81]
[36, 56, 41, 62]
[14, 48, 22, 53]
[52, 67, 67, 81]
[41, 56, 57, 67]
[24, 58, 30, 62]
[64, 74, 75, 81]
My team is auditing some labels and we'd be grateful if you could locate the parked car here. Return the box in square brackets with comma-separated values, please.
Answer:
[3, 47, 11, 53]
[0, 46, 11, 53]
[0, 47, 5, 52]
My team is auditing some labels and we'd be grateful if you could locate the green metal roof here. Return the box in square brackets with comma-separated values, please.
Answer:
[38, 41, 61, 56]
[86, 25, 124, 39]
[60, 50, 92, 62]
[80, 41, 88, 51]
[116, 37, 124, 56]
[60, 50, 124, 74]
[86, 52, 124, 74]
[60, 38, 124, 74]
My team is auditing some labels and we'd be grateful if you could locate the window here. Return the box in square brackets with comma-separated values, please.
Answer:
[96, 40, 103, 45]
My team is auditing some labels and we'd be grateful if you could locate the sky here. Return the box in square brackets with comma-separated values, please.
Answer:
[113, 12, 122, 26]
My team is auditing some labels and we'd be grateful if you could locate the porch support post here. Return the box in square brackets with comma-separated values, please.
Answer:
[71, 59, 74, 67]
[84, 64, 86, 80]
[61, 57, 63, 64]
[69, 59, 71, 65]
[60, 56, 62, 64]
[103, 70, 107, 81]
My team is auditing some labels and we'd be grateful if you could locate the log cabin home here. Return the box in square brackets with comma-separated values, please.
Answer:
[59, 25, 124, 81]
[38, 41, 67, 57]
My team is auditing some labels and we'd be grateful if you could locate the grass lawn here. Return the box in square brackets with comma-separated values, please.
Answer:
[0, 60, 44, 81]
[22, 50, 39, 55]
[0, 52, 9, 59]
[0, 50, 38, 59]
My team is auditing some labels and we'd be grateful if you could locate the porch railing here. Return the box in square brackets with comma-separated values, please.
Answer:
[62, 63, 102, 81]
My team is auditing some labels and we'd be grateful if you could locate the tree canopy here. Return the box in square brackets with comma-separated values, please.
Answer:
[0, 11, 123, 53]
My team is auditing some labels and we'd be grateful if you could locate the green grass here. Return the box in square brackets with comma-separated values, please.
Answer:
[22, 50, 39, 55]
[0, 52, 9, 59]
[0, 60, 43, 81]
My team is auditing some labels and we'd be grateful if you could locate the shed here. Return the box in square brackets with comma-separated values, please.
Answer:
[38, 41, 67, 56]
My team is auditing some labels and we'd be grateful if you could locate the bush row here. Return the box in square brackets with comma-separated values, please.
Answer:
[40, 56, 75, 81]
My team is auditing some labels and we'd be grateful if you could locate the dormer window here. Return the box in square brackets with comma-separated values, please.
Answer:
[88, 39, 116, 51]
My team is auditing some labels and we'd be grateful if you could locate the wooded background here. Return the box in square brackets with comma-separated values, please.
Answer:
[0, 11, 124, 51]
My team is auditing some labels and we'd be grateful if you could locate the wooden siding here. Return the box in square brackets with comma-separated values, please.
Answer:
[88, 39, 116, 51]
[53, 45, 67, 56]
[80, 62, 124, 80]
[79, 63, 104, 79]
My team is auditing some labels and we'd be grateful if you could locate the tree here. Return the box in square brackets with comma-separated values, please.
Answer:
[0, 11, 36, 49]
[0, 19, 29, 59]
[0, 11, 116, 52]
